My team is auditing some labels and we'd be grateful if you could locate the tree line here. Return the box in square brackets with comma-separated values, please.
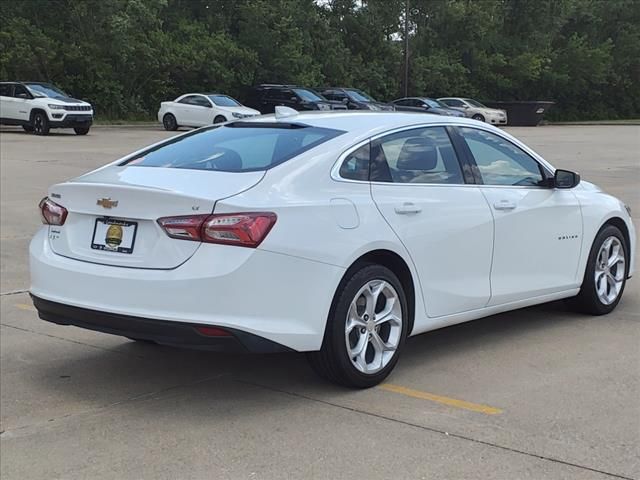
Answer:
[1, 0, 638, 121]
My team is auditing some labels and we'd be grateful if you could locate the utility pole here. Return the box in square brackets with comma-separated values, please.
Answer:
[404, 0, 409, 97]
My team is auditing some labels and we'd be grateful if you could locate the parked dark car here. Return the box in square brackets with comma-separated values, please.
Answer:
[243, 84, 347, 114]
[318, 87, 395, 111]
[391, 97, 465, 117]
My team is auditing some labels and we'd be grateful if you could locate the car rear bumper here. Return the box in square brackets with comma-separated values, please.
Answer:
[31, 294, 292, 353]
[29, 228, 344, 352]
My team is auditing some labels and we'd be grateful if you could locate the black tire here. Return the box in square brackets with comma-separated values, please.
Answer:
[308, 264, 409, 388]
[32, 112, 50, 135]
[213, 115, 227, 124]
[74, 126, 90, 135]
[567, 224, 629, 315]
[22, 125, 34, 133]
[472, 113, 485, 122]
[162, 113, 178, 131]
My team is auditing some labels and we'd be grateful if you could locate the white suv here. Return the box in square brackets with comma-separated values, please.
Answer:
[0, 82, 93, 135]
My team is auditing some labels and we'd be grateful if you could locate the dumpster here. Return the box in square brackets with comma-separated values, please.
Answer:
[482, 101, 555, 126]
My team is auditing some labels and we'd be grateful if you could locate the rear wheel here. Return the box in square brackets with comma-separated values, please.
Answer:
[32, 112, 50, 135]
[162, 113, 178, 131]
[472, 114, 485, 122]
[568, 225, 628, 315]
[74, 126, 90, 135]
[308, 264, 408, 388]
[213, 115, 227, 124]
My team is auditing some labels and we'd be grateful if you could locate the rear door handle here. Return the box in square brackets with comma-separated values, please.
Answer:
[493, 200, 517, 211]
[394, 203, 422, 215]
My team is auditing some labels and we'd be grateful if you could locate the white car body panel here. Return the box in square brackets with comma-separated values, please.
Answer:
[438, 97, 507, 125]
[157, 93, 259, 128]
[29, 112, 635, 352]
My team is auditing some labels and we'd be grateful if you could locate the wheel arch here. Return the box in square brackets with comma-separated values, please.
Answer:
[603, 217, 631, 254]
[336, 249, 417, 336]
[29, 108, 48, 123]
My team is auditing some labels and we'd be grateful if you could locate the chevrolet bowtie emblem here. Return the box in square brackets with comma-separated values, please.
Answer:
[97, 198, 118, 209]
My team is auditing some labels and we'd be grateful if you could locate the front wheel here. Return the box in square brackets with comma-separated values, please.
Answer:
[32, 112, 50, 135]
[213, 115, 227, 124]
[22, 125, 34, 133]
[568, 225, 628, 315]
[472, 114, 485, 122]
[308, 264, 408, 388]
[74, 126, 90, 135]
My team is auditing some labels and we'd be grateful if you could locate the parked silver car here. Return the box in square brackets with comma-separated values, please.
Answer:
[438, 97, 507, 125]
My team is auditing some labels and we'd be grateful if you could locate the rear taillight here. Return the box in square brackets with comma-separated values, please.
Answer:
[39, 197, 68, 225]
[157, 212, 276, 248]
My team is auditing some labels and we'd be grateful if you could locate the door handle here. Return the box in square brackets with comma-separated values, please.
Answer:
[493, 200, 517, 211]
[394, 203, 422, 215]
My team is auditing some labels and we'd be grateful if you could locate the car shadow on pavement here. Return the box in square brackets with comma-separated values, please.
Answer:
[28, 300, 599, 409]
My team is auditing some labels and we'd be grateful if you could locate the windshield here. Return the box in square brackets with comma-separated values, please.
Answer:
[25, 83, 68, 99]
[422, 98, 443, 108]
[464, 98, 486, 108]
[208, 95, 241, 107]
[121, 124, 344, 172]
[293, 88, 324, 102]
[345, 89, 375, 102]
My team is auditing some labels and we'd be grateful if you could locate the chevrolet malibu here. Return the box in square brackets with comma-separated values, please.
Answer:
[30, 110, 635, 388]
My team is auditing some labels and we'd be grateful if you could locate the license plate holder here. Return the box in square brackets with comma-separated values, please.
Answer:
[91, 218, 138, 254]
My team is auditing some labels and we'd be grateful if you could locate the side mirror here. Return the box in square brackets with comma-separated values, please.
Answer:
[421, 104, 430, 109]
[16, 92, 30, 99]
[554, 169, 580, 189]
[341, 97, 349, 103]
[290, 96, 297, 102]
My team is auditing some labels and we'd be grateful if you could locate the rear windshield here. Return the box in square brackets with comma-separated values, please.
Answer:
[121, 123, 344, 172]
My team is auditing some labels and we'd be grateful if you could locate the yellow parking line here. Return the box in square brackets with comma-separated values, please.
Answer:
[14, 303, 36, 312]
[379, 383, 503, 415]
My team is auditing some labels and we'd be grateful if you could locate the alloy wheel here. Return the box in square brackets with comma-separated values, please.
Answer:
[594, 236, 625, 305]
[345, 280, 402, 375]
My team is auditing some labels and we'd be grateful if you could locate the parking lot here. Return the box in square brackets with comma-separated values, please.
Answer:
[0, 124, 638, 479]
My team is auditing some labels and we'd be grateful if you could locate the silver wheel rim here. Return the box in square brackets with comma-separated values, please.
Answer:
[345, 280, 402, 375]
[595, 236, 625, 305]
[34, 115, 43, 133]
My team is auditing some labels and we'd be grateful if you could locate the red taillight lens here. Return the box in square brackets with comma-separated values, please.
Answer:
[39, 197, 68, 225]
[157, 212, 276, 248]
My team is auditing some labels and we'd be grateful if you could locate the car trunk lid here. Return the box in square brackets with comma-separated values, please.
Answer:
[48, 166, 265, 269]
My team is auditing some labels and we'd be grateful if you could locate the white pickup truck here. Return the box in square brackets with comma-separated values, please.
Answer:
[0, 81, 93, 135]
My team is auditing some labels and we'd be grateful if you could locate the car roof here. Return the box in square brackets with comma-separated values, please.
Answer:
[238, 111, 486, 137]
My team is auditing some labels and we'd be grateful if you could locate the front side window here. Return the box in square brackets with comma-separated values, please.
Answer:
[459, 127, 545, 186]
[121, 124, 344, 172]
[371, 127, 464, 184]
[13, 85, 30, 98]
[339, 143, 370, 181]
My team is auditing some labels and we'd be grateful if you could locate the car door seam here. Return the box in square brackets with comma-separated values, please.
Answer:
[478, 187, 496, 307]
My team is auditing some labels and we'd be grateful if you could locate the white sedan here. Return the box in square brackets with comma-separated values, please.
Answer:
[30, 109, 635, 388]
[157, 93, 260, 130]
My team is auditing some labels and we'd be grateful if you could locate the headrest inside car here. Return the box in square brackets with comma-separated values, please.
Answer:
[396, 137, 438, 171]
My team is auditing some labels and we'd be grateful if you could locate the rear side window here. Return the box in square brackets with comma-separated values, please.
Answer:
[339, 143, 370, 180]
[371, 126, 465, 184]
[121, 124, 344, 172]
[0, 84, 12, 97]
